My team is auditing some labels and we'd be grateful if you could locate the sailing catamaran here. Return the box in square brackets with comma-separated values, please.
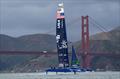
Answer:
[56, 3, 69, 68]
[46, 3, 92, 74]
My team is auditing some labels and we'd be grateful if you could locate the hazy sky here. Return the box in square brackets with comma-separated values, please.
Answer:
[0, 0, 120, 41]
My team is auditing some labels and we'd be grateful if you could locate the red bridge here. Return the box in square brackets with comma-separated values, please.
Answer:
[0, 51, 120, 58]
[0, 16, 119, 69]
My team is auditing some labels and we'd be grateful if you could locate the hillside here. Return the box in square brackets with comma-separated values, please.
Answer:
[92, 26, 120, 52]
[0, 26, 120, 72]
[0, 34, 56, 51]
[0, 34, 56, 72]
[11, 26, 120, 72]
[0, 34, 24, 51]
[90, 26, 120, 40]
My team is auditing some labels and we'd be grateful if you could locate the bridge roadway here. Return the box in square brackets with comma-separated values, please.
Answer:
[0, 51, 120, 58]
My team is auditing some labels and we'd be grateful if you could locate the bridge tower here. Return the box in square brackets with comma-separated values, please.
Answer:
[81, 16, 91, 68]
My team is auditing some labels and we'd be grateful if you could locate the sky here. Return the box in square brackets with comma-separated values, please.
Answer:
[0, 0, 120, 41]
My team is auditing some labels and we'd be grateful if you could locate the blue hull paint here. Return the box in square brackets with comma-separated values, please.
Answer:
[46, 67, 93, 73]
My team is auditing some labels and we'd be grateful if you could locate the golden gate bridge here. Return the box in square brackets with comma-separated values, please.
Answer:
[0, 16, 120, 69]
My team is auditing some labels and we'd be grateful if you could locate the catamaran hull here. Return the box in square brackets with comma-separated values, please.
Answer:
[46, 67, 93, 74]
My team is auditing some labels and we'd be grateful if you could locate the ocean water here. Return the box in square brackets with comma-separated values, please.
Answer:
[0, 72, 120, 79]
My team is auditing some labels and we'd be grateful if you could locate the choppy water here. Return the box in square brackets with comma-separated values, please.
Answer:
[0, 72, 120, 79]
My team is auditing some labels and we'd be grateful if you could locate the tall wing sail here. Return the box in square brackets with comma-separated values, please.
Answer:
[56, 3, 69, 67]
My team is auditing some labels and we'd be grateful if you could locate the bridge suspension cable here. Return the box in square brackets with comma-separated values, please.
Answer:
[89, 16, 119, 54]
[43, 17, 81, 34]
[89, 16, 108, 32]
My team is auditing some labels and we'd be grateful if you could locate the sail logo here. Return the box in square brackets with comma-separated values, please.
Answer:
[62, 40, 67, 48]
[57, 20, 61, 28]
[56, 35, 60, 43]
